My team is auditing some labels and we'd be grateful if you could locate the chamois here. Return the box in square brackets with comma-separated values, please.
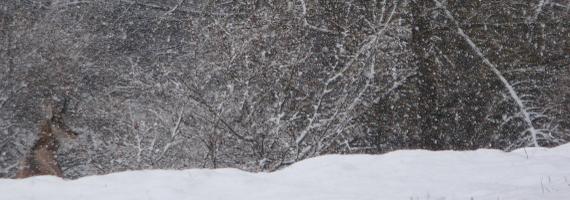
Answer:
[15, 98, 78, 179]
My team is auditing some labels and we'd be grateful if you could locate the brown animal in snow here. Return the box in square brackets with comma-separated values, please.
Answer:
[15, 98, 78, 179]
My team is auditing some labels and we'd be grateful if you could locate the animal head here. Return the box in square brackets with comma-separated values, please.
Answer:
[41, 97, 78, 140]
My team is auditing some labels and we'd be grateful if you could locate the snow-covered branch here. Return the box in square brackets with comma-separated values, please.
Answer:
[434, 0, 541, 147]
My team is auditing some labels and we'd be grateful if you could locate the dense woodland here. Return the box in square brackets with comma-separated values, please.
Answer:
[1, 0, 569, 179]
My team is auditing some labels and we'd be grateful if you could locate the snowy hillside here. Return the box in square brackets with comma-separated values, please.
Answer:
[1, 144, 570, 200]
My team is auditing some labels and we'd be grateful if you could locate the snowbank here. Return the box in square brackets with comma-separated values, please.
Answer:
[1, 144, 569, 200]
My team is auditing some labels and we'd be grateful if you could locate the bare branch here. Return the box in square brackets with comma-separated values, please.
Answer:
[434, 0, 541, 147]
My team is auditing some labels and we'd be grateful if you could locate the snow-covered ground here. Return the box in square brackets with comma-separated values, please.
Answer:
[1, 144, 570, 200]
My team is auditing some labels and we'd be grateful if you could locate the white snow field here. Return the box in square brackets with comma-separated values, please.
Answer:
[1, 144, 570, 200]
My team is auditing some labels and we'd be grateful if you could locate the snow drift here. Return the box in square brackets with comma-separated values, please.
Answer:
[1, 144, 570, 200]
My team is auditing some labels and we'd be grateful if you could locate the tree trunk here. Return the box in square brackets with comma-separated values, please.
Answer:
[411, 0, 442, 150]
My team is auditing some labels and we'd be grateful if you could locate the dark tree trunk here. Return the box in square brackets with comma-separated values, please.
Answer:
[411, 0, 442, 150]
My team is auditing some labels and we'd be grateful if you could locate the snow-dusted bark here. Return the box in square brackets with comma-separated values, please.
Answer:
[532, 0, 545, 22]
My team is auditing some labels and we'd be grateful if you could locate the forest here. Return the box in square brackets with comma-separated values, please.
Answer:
[1, 0, 569, 179]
